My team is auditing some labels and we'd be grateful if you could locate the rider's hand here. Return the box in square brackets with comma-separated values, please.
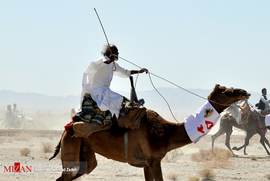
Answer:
[139, 68, 148, 74]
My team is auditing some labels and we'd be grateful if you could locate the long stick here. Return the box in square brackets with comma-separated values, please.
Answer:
[94, 8, 112, 54]
[94, 8, 117, 71]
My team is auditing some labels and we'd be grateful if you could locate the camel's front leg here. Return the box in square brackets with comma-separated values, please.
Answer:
[224, 127, 236, 156]
[258, 132, 270, 155]
[148, 160, 163, 181]
[211, 127, 225, 148]
[144, 166, 154, 181]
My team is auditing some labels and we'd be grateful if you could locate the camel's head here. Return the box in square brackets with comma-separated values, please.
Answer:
[208, 84, 251, 113]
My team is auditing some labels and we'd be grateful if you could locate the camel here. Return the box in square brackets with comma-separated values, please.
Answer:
[212, 101, 270, 156]
[50, 84, 250, 181]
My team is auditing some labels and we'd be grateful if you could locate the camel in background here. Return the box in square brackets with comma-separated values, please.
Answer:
[212, 101, 270, 156]
[50, 84, 250, 181]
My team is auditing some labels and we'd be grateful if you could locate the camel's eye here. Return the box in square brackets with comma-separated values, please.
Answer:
[224, 90, 233, 96]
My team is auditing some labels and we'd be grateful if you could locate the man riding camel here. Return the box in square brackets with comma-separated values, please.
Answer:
[80, 44, 148, 119]
[260, 88, 270, 110]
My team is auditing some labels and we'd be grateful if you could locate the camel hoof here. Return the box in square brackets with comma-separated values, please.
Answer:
[232, 154, 238, 157]
[232, 146, 238, 150]
[244, 153, 248, 155]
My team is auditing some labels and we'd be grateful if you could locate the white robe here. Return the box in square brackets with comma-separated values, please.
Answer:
[80, 56, 131, 118]
[227, 103, 242, 124]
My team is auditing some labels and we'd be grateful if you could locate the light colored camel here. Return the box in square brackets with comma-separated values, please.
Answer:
[50, 84, 250, 181]
[212, 101, 270, 156]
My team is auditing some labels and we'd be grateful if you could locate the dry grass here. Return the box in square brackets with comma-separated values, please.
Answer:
[250, 155, 257, 161]
[167, 173, 179, 181]
[191, 147, 233, 168]
[42, 142, 53, 153]
[188, 176, 200, 181]
[198, 168, 216, 180]
[264, 174, 270, 180]
[164, 149, 183, 162]
[191, 148, 214, 162]
[20, 148, 31, 156]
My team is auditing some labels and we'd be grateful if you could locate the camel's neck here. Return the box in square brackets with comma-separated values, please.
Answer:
[166, 123, 192, 152]
[165, 100, 228, 152]
[208, 100, 228, 114]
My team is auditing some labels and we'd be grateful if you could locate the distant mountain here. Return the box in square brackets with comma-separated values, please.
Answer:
[0, 90, 80, 109]
[0, 88, 261, 112]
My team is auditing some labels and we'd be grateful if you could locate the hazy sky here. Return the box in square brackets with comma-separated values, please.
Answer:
[1, 1, 269, 97]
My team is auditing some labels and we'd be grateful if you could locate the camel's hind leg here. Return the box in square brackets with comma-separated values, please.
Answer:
[233, 131, 255, 155]
[72, 140, 98, 180]
[57, 131, 82, 181]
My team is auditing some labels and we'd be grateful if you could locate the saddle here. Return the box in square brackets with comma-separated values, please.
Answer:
[72, 107, 146, 138]
[261, 109, 270, 116]
[250, 110, 264, 129]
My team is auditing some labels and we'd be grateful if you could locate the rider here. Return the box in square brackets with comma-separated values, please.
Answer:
[5, 104, 16, 125]
[260, 88, 270, 110]
[80, 44, 148, 119]
[256, 88, 270, 114]
[12, 103, 18, 115]
[70, 108, 76, 119]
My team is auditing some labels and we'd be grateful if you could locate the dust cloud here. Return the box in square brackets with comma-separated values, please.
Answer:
[0, 107, 72, 131]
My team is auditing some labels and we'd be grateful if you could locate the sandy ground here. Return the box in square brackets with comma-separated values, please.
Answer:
[1, 129, 270, 181]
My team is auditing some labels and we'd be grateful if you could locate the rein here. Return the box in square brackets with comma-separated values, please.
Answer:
[119, 56, 238, 122]
[119, 57, 232, 106]
[94, 8, 236, 122]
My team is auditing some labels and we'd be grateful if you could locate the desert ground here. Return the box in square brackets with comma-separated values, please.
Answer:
[1, 127, 270, 181]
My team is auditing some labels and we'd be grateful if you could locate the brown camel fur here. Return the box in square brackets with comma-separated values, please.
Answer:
[212, 101, 270, 156]
[50, 84, 250, 181]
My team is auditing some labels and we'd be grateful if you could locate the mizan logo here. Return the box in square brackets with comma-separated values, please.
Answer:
[4, 162, 32, 173]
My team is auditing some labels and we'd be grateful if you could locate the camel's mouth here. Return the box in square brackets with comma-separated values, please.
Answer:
[240, 93, 251, 101]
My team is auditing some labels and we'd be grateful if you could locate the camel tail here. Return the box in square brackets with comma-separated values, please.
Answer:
[49, 139, 61, 161]
[49, 131, 65, 161]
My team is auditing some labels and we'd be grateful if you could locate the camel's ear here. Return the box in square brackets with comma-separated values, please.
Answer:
[214, 84, 220, 92]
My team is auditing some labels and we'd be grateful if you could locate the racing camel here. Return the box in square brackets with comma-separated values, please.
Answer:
[50, 84, 250, 181]
[212, 101, 270, 156]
